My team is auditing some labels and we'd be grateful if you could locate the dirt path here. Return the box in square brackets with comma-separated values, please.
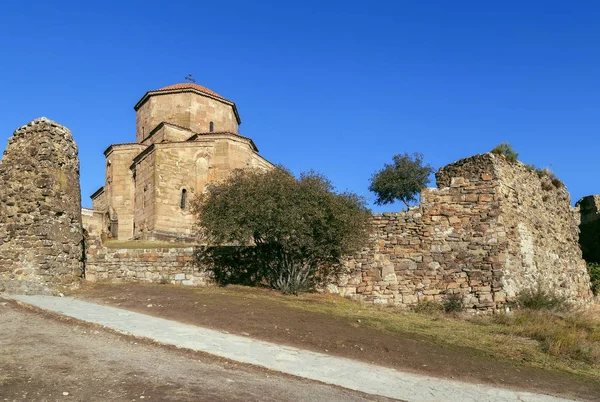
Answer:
[0, 302, 394, 402]
[72, 283, 600, 401]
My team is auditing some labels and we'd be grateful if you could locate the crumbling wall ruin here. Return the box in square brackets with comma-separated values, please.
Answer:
[338, 153, 592, 310]
[0, 118, 83, 294]
[495, 157, 591, 301]
[576, 195, 600, 264]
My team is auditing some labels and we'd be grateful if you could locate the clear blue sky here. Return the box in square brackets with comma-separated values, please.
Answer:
[1, 1, 598, 211]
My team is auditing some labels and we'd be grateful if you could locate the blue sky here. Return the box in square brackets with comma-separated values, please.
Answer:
[1, 1, 598, 211]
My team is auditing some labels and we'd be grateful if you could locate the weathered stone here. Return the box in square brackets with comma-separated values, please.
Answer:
[576, 195, 600, 263]
[83, 232, 209, 287]
[340, 153, 593, 311]
[0, 118, 83, 294]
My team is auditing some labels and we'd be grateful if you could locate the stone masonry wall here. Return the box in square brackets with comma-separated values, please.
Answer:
[85, 236, 209, 286]
[129, 136, 272, 241]
[136, 91, 238, 143]
[495, 157, 591, 302]
[339, 154, 506, 309]
[0, 118, 83, 294]
[338, 153, 592, 310]
[576, 195, 600, 263]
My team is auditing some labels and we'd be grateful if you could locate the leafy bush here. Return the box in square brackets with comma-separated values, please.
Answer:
[368, 152, 433, 209]
[541, 181, 554, 192]
[443, 293, 463, 313]
[588, 262, 600, 295]
[515, 288, 567, 311]
[548, 173, 564, 188]
[412, 294, 464, 314]
[192, 167, 372, 294]
[536, 168, 564, 191]
[195, 246, 262, 286]
[412, 300, 443, 314]
[536, 168, 549, 178]
[490, 143, 519, 163]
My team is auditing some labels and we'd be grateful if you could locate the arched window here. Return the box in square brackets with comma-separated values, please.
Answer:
[209, 121, 214, 132]
[180, 189, 187, 210]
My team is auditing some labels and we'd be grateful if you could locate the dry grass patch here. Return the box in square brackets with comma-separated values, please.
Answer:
[190, 286, 600, 379]
[474, 308, 600, 364]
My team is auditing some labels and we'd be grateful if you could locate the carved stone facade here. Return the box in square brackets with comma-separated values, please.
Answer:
[0, 118, 83, 294]
[337, 153, 593, 310]
[86, 83, 274, 242]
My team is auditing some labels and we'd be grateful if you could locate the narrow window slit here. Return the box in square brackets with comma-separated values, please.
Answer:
[180, 189, 187, 209]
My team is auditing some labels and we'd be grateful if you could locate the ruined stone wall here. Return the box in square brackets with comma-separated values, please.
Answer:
[576, 195, 600, 263]
[338, 153, 592, 310]
[0, 118, 83, 294]
[495, 158, 591, 302]
[339, 155, 507, 309]
[85, 238, 209, 286]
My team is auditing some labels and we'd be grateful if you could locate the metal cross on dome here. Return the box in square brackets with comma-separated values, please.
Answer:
[184, 74, 196, 83]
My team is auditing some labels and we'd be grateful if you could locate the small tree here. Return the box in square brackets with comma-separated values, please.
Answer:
[192, 167, 371, 294]
[368, 152, 433, 209]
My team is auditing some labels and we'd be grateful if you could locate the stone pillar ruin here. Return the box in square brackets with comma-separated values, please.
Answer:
[0, 117, 83, 294]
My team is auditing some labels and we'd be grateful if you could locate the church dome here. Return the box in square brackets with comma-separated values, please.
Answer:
[134, 82, 241, 141]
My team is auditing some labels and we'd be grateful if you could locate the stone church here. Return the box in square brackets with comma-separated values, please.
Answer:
[83, 83, 274, 242]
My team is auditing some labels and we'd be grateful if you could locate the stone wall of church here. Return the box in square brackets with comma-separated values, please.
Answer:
[132, 148, 157, 238]
[91, 188, 108, 211]
[337, 153, 593, 310]
[104, 144, 146, 239]
[136, 92, 238, 143]
[132, 136, 273, 241]
[0, 118, 83, 294]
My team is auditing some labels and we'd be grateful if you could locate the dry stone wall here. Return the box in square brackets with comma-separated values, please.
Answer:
[495, 158, 591, 301]
[576, 195, 600, 263]
[85, 236, 209, 286]
[0, 118, 83, 294]
[338, 153, 592, 310]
